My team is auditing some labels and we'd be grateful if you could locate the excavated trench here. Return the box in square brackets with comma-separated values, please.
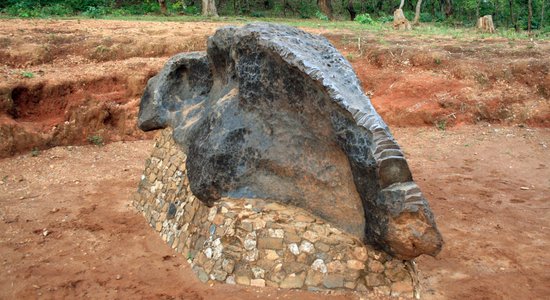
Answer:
[1, 20, 549, 158]
[0, 73, 156, 157]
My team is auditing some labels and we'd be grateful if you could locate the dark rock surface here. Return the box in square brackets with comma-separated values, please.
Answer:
[138, 23, 442, 259]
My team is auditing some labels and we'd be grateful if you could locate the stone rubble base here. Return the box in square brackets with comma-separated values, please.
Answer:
[133, 129, 417, 298]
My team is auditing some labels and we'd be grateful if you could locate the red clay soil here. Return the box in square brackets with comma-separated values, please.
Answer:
[0, 141, 355, 300]
[397, 125, 550, 299]
[1, 126, 548, 299]
[0, 19, 220, 157]
[1, 19, 549, 157]
[1, 19, 550, 299]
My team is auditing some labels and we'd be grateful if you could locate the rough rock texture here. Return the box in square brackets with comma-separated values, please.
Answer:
[137, 23, 442, 260]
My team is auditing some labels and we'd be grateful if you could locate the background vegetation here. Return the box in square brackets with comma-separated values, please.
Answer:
[0, 0, 547, 34]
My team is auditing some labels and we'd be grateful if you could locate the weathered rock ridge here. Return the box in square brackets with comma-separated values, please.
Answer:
[137, 23, 442, 259]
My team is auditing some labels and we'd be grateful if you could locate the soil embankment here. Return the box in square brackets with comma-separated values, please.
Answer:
[1, 19, 549, 157]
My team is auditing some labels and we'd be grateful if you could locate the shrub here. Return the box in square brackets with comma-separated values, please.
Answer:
[82, 6, 109, 18]
[87, 134, 104, 146]
[435, 12, 446, 22]
[315, 11, 329, 21]
[435, 119, 447, 131]
[355, 13, 373, 24]
[518, 17, 541, 30]
[31, 147, 40, 157]
[41, 3, 74, 16]
[378, 14, 394, 23]
[419, 12, 433, 22]
[4, 1, 40, 18]
[251, 11, 265, 18]
[272, 2, 283, 15]
[122, 1, 159, 15]
[183, 5, 199, 15]
[109, 8, 129, 16]
[64, 0, 111, 12]
[21, 71, 34, 78]
[298, 1, 315, 19]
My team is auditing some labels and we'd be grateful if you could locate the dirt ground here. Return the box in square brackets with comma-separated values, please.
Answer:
[1, 126, 548, 299]
[1, 19, 549, 299]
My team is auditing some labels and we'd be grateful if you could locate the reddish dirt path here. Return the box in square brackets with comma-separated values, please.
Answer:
[1, 126, 548, 299]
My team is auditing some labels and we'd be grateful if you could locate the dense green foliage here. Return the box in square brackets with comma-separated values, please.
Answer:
[0, 0, 548, 32]
[355, 13, 374, 24]
[0, 0, 162, 18]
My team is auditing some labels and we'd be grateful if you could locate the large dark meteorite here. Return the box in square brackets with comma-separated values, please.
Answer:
[138, 23, 442, 259]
